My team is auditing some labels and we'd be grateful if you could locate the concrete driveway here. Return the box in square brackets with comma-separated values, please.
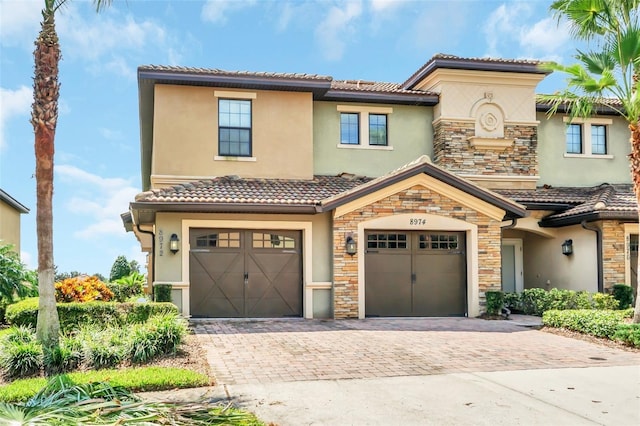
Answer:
[177, 318, 640, 425]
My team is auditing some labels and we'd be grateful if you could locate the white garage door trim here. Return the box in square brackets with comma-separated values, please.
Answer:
[357, 213, 479, 319]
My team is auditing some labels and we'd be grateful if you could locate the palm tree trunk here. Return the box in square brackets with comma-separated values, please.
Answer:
[32, 7, 60, 350]
[631, 122, 640, 323]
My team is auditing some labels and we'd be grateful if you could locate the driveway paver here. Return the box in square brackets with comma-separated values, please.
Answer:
[192, 317, 640, 385]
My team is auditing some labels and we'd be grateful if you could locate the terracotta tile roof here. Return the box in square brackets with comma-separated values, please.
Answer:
[135, 175, 372, 205]
[138, 65, 332, 81]
[497, 184, 636, 224]
[329, 80, 436, 96]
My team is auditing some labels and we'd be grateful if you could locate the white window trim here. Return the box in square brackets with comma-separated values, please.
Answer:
[337, 105, 393, 150]
[214, 91, 257, 159]
[563, 116, 613, 158]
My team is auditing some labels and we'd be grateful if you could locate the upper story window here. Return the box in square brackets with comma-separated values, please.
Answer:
[563, 117, 613, 158]
[219, 99, 252, 156]
[369, 114, 387, 146]
[566, 123, 582, 154]
[340, 113, 360, 145]
[337, 105, 393, 150]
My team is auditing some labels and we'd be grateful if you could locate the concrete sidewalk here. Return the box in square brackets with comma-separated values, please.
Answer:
[141, 365, 640, 425]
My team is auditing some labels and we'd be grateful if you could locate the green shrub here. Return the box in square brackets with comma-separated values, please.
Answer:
[521, 288, 550, 315]
[108, 272, 145, 302]
[485, 291, 504, 315]
[613, 324, 640, 348]
[129, 325, 160, 364]
[148, 313, 188, 354]
[592, 293, 620, 310]
[81, 328, 126, 369]
[5, 297, 178, 330]
[0, 244, 38, 305]
[0, 327, 42, 378]
[611, 284, 634, 309]
[503, 292, 522, 312]
[154, 284, 172, 303]
[109, 255, 132, 282]
[542, 309, 633, 338]
[43, 336, 83, 374]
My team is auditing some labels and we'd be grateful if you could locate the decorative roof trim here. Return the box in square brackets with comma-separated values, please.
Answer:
[402, 54, 549, 90]
[320, 89, 438, 106]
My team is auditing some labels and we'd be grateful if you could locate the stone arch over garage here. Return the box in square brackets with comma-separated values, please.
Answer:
[331, 180, 505, 319]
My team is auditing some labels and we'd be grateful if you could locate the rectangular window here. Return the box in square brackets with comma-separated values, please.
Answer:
[566, 123, 582, 154]
[219, 99, 251, 156]
[340, 113, 359, 145]
[369, 114, 387, 146]
[591, 124, 607, 155]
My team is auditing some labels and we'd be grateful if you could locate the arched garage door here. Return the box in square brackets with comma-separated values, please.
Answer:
[365, 231, 466, 317]
[189, 228, 302, 318]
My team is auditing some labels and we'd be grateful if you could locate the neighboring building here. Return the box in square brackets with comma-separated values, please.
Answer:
[0, 189, 29, 253]
[123, 54, 637, 319]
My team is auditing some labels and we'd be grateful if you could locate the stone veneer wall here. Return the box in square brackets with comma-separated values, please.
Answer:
[332, 185, 503, 319]
[432, 121, 538, 177]
[602, 221, 626, 290]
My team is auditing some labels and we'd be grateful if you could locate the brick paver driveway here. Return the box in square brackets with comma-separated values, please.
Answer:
[192, 318, 640, 385]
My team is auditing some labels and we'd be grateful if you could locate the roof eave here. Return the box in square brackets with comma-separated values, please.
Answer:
[0, 189, 29, 214]
[130, 201, 318, 220]
[539, 211, 638, 227]
[320, 90, 439, 106]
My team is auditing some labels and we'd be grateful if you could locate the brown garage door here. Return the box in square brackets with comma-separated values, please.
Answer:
[365, 231, 466, 317]
[189, 229, 302, 318]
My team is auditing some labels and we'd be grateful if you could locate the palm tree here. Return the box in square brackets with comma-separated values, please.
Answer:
[31, 0, 112, 353]
[541, 0, 640, 322]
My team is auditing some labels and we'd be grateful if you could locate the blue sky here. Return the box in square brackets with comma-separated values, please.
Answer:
[0, 0, 577, 277]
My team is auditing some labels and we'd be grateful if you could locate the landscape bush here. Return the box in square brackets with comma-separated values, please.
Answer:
[542, 308, 633, 338]
[0, 313, 188, 377]
[612, 324, 640, 347]
[55, 275, 114, 303]
[108, 271, 145, 302]
[5, 297, 178, 331]
[611, 284, 634, 309]
[503, 288, 620, 316]
[484, 291, 504, 315]
[154, 283, 172, 303]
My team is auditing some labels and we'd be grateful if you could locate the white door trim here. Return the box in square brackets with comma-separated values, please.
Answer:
[502, 238, 523, 293]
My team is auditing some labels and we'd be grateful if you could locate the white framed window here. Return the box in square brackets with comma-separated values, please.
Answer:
[563, 117, 612, 158]
[337, 105, 393, 150]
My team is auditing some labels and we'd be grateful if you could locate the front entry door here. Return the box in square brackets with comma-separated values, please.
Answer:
[189, 229, 302, 318]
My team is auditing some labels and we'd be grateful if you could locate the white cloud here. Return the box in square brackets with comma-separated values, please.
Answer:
[98, 127, 123, 141]
[519, 17, 570, 60]
[20, 250, 34, 269]
[483, 3, 532, 57]
[55, 164, 138, 239]
[201, 0, 257, 25]
[369, 0, 404, 12]
[0, 86, 32, 150]
[315, 1, 363, 61]
[0, 0, 41, 48]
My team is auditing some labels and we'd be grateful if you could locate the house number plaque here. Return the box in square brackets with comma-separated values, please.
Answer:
[409, 218, 426, 225]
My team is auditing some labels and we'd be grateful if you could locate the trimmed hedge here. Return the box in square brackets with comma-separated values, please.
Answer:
[613, 324, 640, 347]
[611, 284, 634, 309]
[5, 298, 178, 331]
[542, 308, 633, 338]
[504, 288, 619, 316]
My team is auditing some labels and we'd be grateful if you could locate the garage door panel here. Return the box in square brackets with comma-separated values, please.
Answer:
[365, 252, 412, 316]
[366, 231, 466, 317]
[190, 229, 302, 318]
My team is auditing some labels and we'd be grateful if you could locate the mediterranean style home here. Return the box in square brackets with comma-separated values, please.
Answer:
[122, 54, 637, 319]
[0, 188, 29, 253]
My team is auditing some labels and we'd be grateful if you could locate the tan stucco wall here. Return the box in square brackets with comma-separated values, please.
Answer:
[312, 101, 433, 176]
[414, 69, 543, 123]
[0, 201, 22, 252]
[537, 112, 632, 186]
[519, 224, 598, 292]
[152, 85, 314, 182]
[153, 212, 332, 283]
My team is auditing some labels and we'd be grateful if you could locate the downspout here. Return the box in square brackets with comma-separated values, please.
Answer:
[503, 218, 518, 230]
[136, 224, 156, 295]
[581, 220, 603, 293]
